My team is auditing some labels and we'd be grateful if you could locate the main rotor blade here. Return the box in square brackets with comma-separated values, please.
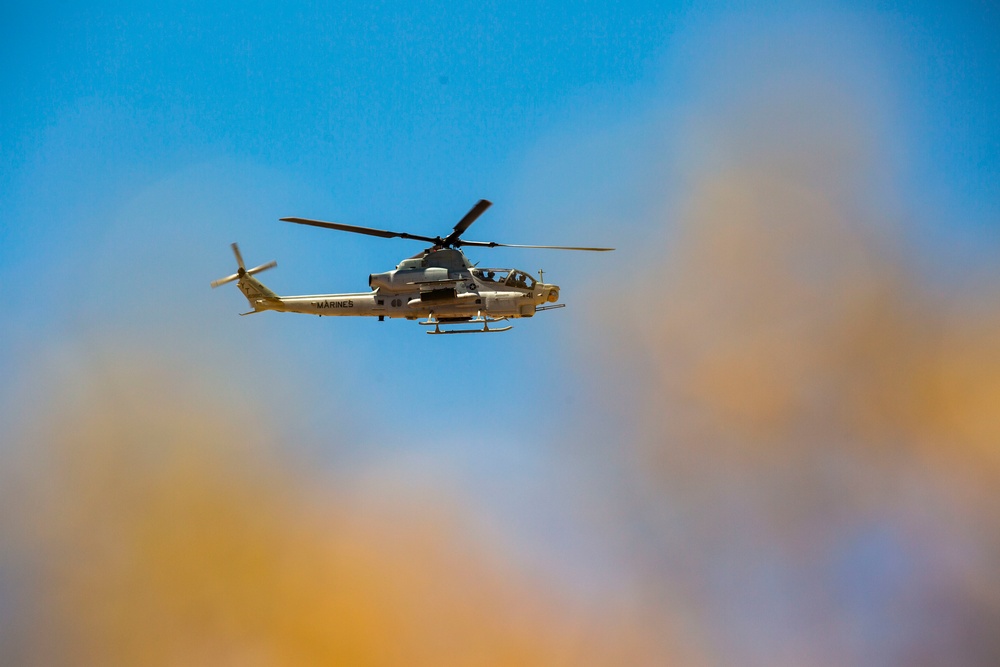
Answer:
[459, 240, 615, 251]
[280, 217, 440, 245]
[443, 199, 492, 247]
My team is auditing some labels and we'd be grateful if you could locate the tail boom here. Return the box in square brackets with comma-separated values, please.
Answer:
[264, 292, 379, 316]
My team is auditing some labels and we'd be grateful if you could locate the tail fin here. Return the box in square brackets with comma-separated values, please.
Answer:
[211, 243, 280, 314]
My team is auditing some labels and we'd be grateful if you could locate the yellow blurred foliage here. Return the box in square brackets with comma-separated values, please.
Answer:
[623, 114, 1000, 488]
[5, 359, 685, 666]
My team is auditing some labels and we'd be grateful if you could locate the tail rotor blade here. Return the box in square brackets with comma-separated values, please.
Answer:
[246, 260, 277, 276]
[231, 242, 246, 269]
[210, 273, 240, 288]
[212, 245, 276, 289]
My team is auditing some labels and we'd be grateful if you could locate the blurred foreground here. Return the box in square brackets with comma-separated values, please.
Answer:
[1, 355, 677, 666]
[599, 46, 1000, 665]
[3, 14, 1000, 667]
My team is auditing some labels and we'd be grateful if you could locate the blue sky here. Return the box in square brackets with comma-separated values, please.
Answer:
[4, 1, 996, 277]
[2, 1, 999, 663]
[2, 0, 695, 441]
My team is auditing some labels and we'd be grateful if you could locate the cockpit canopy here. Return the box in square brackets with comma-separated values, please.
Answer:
[472, 268, 537, 290]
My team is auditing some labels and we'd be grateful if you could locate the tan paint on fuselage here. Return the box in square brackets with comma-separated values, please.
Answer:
[237, 273, 557, 321]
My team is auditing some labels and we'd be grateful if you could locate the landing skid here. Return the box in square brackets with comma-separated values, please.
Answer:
[420, 313, 512, 335]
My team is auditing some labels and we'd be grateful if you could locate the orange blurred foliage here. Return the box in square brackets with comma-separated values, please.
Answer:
[3, 358, 689, 666]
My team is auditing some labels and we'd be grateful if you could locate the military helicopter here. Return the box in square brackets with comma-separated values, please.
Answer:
[211, 199, 613, 334]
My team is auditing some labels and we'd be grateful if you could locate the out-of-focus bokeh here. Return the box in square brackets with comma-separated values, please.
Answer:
[597, 33, 1000, 664]
[2, 2, 999, 666]
[3, 354, 675, 665]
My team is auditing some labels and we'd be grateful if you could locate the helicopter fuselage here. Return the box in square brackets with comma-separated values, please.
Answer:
[237, 247, 560, 323]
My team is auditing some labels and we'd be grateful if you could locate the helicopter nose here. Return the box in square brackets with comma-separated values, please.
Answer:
[547, 287, 559, 303]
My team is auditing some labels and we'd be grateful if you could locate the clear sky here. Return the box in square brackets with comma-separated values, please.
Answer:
[3, 0, 998, 420]
[2, 1, 999, 664]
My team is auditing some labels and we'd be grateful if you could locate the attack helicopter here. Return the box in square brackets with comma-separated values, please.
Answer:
[211, 199, 613, 334]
